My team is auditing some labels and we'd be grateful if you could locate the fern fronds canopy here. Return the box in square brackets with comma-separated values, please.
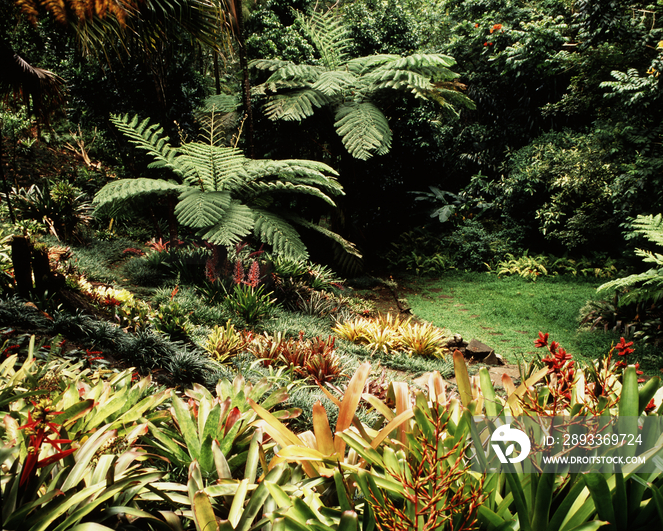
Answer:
[94, 113, 352, 259]
[249, 9, 474, 160]
[597, 213, 663, 305]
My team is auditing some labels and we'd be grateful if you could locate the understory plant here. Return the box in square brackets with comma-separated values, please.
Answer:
[249, 331, 346, 383]
[333, 313, 448, 357]
[589, 213, 663, 343]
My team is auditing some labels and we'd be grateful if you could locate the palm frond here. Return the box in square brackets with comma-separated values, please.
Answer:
[0, 41, 66, 120]
[262, 90, 331, 121]
[110, 114, 184, 179]
[334, 102, 392, 160]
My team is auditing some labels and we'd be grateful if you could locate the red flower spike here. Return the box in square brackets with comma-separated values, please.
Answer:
[534, 332, 549, 348]
[645, 398, 657, 413]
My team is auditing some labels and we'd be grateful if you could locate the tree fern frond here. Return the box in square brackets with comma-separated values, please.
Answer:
[428, 86, 476, 113]
[263, 90, 330, 121]
[345, 55, 399, 75]
[311, 70, 356, 96]
[631, 214, 663, 247]
[386, 53, 458, 72]
[334, 102, 392, 160]
[239, 181, 338, 206]
[363, 69, 433, 97]
[635, 248, 663, 266]
[265, 64, 324, 85]
[252, 208, 308, 259]
[296, 8, 352, 70]
[198, 94, 242, 113]
[196, 201, 255, 246]
[286, 214, 362, 260]
[110, 114, 184, 179]
[178, 143, 247, 191]
[93, 178, 183, 208]
[249, 58, 293, 72]
[242, 159, 342, 191]
[174, 190, 232, 228]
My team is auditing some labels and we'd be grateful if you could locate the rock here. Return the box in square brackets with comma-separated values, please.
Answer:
[446, 334, 468, 356]
[465, 338, 496, 362]
[481, 350, 505, 366]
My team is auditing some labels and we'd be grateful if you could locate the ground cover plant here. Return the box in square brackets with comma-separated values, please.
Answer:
[406, 272, 662, 369]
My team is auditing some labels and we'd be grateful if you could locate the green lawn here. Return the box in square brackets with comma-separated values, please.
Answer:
[405, 272, 655, 367]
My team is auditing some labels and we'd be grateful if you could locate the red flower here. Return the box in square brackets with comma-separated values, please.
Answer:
[475, 23, 479, 27]
[244, 261, 261, 288]
[18, 404, 75, 487]
[615, 337, 634, 357]
[534, 332, 549, 348]
[645, 398, 657, 413]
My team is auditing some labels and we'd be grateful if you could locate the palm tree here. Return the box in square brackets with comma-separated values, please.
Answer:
[250, 8, 475, 161]
[0, 39, 66, 224]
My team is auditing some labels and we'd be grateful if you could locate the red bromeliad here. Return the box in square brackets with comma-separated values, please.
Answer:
[534, 332, 575, 402]
[17, 400, 75, 488]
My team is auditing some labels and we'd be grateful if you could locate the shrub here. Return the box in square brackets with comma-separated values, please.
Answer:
[225, 283, 277, 324]
[204, 322, 252, 363]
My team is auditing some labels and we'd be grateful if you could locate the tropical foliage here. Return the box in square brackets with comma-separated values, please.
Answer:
[93, 113, 360, 259]
[251, 8, 474, 160]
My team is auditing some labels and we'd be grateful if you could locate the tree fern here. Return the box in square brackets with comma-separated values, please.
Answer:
[174, 190, 232, 228]
[93, 178, 184, 208]
[334, 102, 392, 160]
[110, 114, 183, 179]
[197, 201, 256, 247]
[250, 8, 473, 160]
[297, 8, 351, 70]
[178, 143, 246, 191]
[597, 214, 663, 305]
[95, 114, 354, 259]
[262, 90, 330, 121]
[253, 208, 308, 258]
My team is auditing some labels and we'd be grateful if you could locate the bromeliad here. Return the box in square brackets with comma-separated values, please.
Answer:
[17, 399, 75, 488]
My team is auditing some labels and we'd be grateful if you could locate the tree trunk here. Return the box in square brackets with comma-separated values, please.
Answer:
[233, 0, 255, 158]
[0, 130, 16, 224]
[213, 51, 221, 95]
[167, 194, 179, 246]
[11, 236, 33, 297]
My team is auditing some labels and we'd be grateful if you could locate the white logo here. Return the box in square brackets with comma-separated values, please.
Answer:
[490, 424, 531, 464]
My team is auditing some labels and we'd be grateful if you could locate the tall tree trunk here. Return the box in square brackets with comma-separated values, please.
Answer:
[167, 194, 179, 246]
[233, 0, 254, 158]
[213, 51, 221, 95]
[0, 131, 16, 224]
[11, 236, 32, 297]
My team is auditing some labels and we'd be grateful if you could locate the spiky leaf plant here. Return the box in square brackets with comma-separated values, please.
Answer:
[94, 114, 360, 260]
[251, 8, 475, 160]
